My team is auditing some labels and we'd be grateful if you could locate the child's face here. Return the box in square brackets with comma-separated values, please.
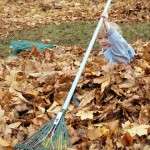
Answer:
[98, 34, 110, 51]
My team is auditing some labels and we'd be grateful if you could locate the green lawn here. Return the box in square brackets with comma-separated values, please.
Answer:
[0, 21, 149, 57]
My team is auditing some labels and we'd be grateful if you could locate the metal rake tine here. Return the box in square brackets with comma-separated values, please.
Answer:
[33, 124, 55, 147]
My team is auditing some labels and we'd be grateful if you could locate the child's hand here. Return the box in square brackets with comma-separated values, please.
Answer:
[101, 12, 110, 31]
[101, 12, 109, 21]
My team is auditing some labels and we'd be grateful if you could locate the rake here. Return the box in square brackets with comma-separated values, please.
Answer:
[14, 0, 112, 149]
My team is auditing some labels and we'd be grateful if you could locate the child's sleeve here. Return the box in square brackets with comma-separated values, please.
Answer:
[107, 27, 135, 64]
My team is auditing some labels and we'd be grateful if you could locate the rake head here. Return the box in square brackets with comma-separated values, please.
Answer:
[15, 115, 71, 150]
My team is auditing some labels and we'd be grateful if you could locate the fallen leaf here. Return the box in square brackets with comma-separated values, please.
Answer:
[122, 121, 150, 136]
[101, 78, 110, 93]
[76, 110, 93, 120]
[79, 89, 95, 108]
[0, 137, 10, 147]
[68, 125, 80, 144]
[121, 131, 133, 146]
[8, 122, 21, 129]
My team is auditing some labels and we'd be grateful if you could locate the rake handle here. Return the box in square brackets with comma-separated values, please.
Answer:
[62, 0, 112, 111]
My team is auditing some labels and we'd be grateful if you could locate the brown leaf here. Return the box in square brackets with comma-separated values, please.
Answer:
[121, 131, 133, 146]
[118, 81, 135, 88]
[76, 110, 93, 120]
[68, 125, 80, 144]
[0, 89, 5, 100]
[101, 78, 110, 93]
[93, 76, 109, 84]
[15, 104, 28, 112]
[30, 45, 41, 56]
[87, 123, 109, 140]
[79, 89, 95, 108]
[0, 137, 10, 147]
[17, 130, 26, 142]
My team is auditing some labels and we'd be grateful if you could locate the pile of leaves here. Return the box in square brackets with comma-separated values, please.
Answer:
[0, 0, 149, 39]
[0, 40, 149, 149]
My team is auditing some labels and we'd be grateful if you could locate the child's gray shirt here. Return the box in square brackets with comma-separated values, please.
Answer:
[98, 27, 135, 65]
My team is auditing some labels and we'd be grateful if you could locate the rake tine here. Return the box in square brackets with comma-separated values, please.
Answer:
[34, 111, 63, 146]
[33, 123, 55, 147]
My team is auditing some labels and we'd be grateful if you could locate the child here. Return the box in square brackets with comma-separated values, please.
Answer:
[97, 12, 135, 65]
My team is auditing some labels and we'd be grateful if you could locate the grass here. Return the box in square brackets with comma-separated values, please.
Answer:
[0, 21, 149, 57]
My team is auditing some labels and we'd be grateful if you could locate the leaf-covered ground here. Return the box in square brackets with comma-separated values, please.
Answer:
[0, 0, 149, 39]
[0, 40, 149, 149]
[0, 0, 150, 149]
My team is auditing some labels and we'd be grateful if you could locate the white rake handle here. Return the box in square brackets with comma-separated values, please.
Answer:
[62, 0, 112, 110]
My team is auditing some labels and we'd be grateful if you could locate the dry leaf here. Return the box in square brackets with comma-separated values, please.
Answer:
[8, 122, 21, 129]
[101, 78, 110, 93]
[0, 137, 10, 147]
[68, 125, 80, 144]
[79, 89, 95, 108]
[122, 121, 150, 136]
[76, 110, 93, 120]
[121, 131, 133, 146]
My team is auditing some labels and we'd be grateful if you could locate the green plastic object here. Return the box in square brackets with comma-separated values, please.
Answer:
[10, 41, 54, 56]
[14, 115, 71, 150]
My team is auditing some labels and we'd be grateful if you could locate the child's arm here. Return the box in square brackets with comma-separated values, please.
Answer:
[107, 28, 135, 63]
[101, 12, 110, 32]
[102, 13, 135, 64]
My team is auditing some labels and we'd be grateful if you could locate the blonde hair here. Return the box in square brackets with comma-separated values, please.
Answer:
[98, 22, 122, 39]
[109, 22, 122, 35]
